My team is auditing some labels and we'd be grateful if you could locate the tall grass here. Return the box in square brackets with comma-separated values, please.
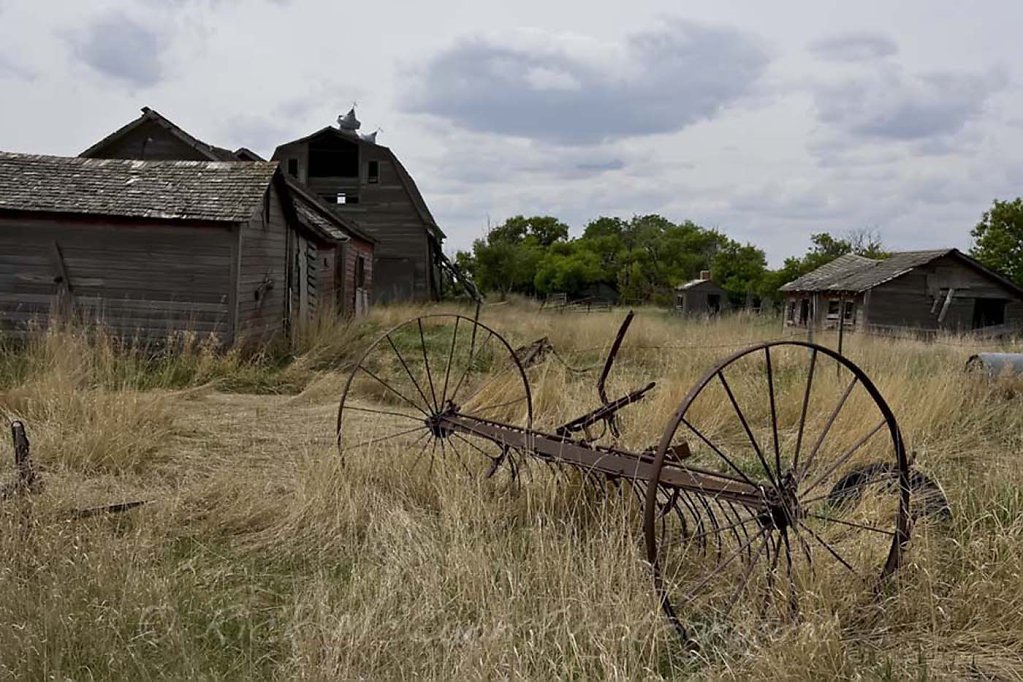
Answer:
[0, 301, 1021, 678]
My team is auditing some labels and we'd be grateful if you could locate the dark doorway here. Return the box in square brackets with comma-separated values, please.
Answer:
[972, 298, 1007, 329]
[308, 131, 359, 177]
[799, 298, 810, 325]
[707, 294, 721, 314]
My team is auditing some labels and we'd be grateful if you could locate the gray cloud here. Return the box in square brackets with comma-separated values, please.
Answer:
[402, 20, 770, 145]
[72, 14, 166, 88]
[809, 32, 897, 62]
[814, 66, 1005, 142]
[0, 52, 34, 81]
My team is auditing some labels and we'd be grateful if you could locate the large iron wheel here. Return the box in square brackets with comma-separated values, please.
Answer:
[643, 341, 910, 642]
[337, 314, 533, 478]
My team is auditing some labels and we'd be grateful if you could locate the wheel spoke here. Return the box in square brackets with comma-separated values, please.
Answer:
[681, 527, 770, 602]
[346, 424, 428, 453]
[792, 347, 818, 476]
[385, 335, 434, 413]
[357, 365, 430, 417]
[797, 376, 858, 482]
[797, 520, 860, 578]
[470, 395, 528, 415]
[717, 371, 780, 492]
[440, 316, 460, 406]
[680, 417, 762, 490]
[449, 330, 496, 405]
[663, 513, 761, 550]
[721, 530, 772, 617]
[418, 319, 440, 412]
[343, 404, 423, 422]
[765, 347, 782, 484]
[800, 419, 887, 499]
[805, 513, 894, 536]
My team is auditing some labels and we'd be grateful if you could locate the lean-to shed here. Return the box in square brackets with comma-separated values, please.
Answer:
[675, 272, 730, 315]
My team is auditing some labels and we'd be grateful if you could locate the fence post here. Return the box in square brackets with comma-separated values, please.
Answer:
[11, 421, 38, 493]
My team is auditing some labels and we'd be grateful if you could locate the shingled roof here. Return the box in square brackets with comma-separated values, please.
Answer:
[780, 248, 1023, 297]
[0, 152, 278, 222]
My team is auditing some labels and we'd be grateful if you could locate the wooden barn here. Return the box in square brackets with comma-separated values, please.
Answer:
[675, 272, 730, 315]
[0, 152, 347, 345]
[79, 106, 376, 317]
[271, 121, 446, 303]
[780, 249, 1023, 333]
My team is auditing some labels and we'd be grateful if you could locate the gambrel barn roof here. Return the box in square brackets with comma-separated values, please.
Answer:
[780, 248, 1023, 298]
[0, 152, 278, 222]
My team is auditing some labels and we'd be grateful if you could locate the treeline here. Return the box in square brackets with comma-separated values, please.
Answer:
[453, 214, 886, 306]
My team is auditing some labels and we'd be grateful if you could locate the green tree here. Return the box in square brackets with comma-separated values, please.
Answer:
[970, 198, 1023, 285]
[711, 242, 768, 305]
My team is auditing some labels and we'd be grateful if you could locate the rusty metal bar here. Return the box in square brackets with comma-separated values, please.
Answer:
[442, 415, 770, 508]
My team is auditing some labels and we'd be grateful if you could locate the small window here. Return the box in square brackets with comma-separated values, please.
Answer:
[827, 300, 840, 317]
[287, 158, 298, 176]
[843, 303, 855, 321]
[367, 160, 379, 184]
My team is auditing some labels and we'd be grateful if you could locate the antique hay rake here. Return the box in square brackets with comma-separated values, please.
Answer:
[337, 312, 927, 643]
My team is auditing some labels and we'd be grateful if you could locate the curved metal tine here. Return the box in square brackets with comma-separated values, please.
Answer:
[718, 369, 780, 493]
[713, 497, 750, 560]
[726, 499, 755, 558]
[797, 520, 861, 578]
[440, 316, 460, 407]
[765, 347, 782, 483]
[781, 530, 799, 619]
[800, 419, 887, 500]
[662, 511, 761, 551]
[343, 404, 424, 422]
[681, 526, 770, 604]
[347, 424, 428, 453]
[417, 319, 440, 411]
[719, 530, 771, 618]
[448, 329, 497, 406]
[680, 417, 761, 490]
[386, 334, 436, 413]
[797, 375, 859, 483]
[357, 365, 432, 417]
[663, 491, 709, 553]
[693, 491, 726, 562]
[792, 347, 818, 476]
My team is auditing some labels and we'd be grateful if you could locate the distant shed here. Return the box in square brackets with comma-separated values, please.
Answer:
[675, 272, 730, 315]
[0, 152, 338, 345]
[780, 249, 1023, 333]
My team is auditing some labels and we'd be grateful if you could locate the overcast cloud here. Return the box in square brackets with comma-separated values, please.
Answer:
[1, 0, 1022, 265]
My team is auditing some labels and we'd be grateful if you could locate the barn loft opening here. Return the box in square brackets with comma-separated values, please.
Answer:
[308, 131, 359, 178]
[368, 160, 379, 183]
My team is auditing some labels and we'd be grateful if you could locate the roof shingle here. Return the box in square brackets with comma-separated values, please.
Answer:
[779, 250, 956, 293]
[0, 152, 278, 222]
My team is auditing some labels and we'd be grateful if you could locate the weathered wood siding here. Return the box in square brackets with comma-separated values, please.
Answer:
[236, 185, 289, 345]
[339, 236, 374, 316]
[274, 137, 433, 303]
[867, 255, 1023, 331]
[0, 214, 234, 341]
[83, 120, 212, 161]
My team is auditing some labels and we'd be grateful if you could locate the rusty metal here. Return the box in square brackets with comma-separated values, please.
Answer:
[337, 312, 928, 645]
[2, 420, 148, 518]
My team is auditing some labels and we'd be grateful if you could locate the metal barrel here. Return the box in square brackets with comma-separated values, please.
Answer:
[965, 352, 1023, 377]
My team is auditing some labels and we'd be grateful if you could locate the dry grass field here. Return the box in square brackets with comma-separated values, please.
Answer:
[2, 302, 1023, 680]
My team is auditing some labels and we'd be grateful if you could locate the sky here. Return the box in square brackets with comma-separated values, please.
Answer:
[2, 0, 1022, 265]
